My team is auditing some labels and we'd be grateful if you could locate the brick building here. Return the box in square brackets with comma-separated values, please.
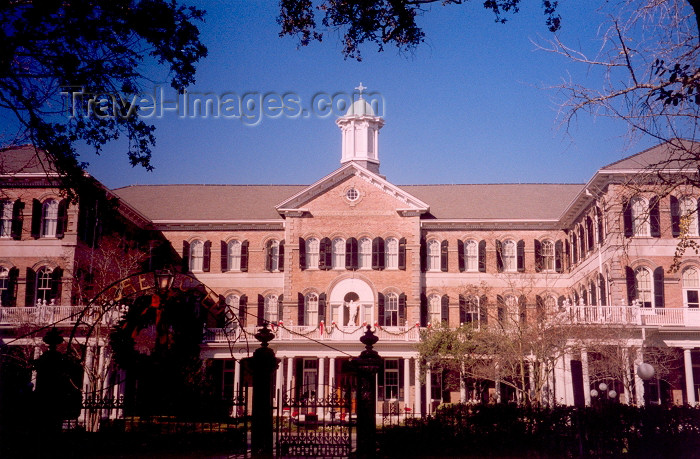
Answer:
[1, 97, 699, 414]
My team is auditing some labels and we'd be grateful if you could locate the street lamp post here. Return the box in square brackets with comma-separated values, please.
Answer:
[590, 382, 617, 407]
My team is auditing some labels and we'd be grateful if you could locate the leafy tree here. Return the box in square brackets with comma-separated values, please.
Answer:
[0, 0, 207, 199]
[278, 0, 562, 60]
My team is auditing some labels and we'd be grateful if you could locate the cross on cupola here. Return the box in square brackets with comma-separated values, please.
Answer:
[336, 83, 385, 174]
[355, 82, 367, 100]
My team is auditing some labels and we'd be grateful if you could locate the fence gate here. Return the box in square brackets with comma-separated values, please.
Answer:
[276, 383, 355, 457]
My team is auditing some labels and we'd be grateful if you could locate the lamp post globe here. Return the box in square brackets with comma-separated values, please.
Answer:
[637, 362, 655, 381]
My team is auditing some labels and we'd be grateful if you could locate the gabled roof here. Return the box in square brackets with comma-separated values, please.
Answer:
[0, 145, 58, 175]
[402, 184, 583, 220]
[112, 184, 306, 221]
[275, 162, 430, 216]
[601, 138, 699, 172]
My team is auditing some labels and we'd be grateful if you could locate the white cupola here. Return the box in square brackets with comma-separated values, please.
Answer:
[336, 83, 385, 174]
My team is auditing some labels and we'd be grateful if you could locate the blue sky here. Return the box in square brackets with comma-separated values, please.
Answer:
[80, 1, 655, 189]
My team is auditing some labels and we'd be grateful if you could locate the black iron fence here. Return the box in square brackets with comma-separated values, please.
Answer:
[275, 384, 354, 457]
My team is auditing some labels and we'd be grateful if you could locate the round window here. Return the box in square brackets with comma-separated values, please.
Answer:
[346, 188, 359, 201]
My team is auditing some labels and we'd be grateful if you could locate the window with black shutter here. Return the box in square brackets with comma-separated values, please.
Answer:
[519, 295, 527, 324]
[318, 293, 326, 324]
[495, 240, 503, 272]
[420, 238, 426, 272]
[182, 241, 190, 272]
[240, 241, 249, 272]
[319, 237, 332, 270]
[31, 199, 41, 239]
[517, 240, 525, 272]
[345, 237, 358, 270]
[623, 200, 633, 237]
[299, 237, 306, 270]
[480, 295, 489, 324]
[239, 295, 247, 326]
[50, 267, 63, 304]
[440, 240, 448, 272]
[625, 267, 636, 305]
[478, 240, 486, 272]
[457, 240, 465, 272]
[298, 293, 305, 326]
[586, 216, 594, 251]
[398, 238, 407, 271]
[279, 241, 285, 271]
[11, 199, 23, 240]
[534, 239, 542, 273]
[399, 293, 406, 326]
[258, 294, 265, 326]
[654, 267, 665, 308]
[459, 295, 466, 324]
[671, 196, 681, 237]
[55, 199, 68, 239]
[596, 206, 605, 244]
[599, 273, 607, 306]
[420, 294, 427, 327]
[554, 240, 563, 273]
[220, 240, 228, 272]
[650, 196, 661, 237]
[203, 241, 211, 272]
[372, 237, 385, 270]
[2, 267, 19, 306]
[25, 267, 35, 306]
[278, 294, 284, 323]
[497, 295, 505, 323]
[377, 293, 385, 326]
[441, 295, 449, 324]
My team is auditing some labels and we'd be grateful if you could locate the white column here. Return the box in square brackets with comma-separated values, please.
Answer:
[286, 356, 294, 396]
[234, 359, 241, 394]
[404, 358, 411, 408]
[276, 358, 284, 407]
[684, 348, 696, 405]
[564, 354, 574, 406]
[414, 358, 422, 416]
[581, 349, 591, 406]
[425, 367, 432, 415]
[554, 355, 566, 405]
[318, 357, 325, 400]
[329, 357, 336, 388]
[634, 348, 645, 407]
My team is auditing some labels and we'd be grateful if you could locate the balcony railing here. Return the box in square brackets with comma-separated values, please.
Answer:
[203, 324, 421, 343]
[564, 305, 700, 327]
[0, 305, 121, 327]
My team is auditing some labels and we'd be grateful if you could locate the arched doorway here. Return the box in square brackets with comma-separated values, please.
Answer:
[328, 277, 375, 327]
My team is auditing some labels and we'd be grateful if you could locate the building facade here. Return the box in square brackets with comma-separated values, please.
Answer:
[1, 99, 700, 415]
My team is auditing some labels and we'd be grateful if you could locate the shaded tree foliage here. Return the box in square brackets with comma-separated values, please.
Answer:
[278, 0, 562, 60]
[0, 0, 207, 199]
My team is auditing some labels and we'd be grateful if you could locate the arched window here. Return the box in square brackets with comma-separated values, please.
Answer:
[683, 267, 700, 308]
[464, 240, 478, 272]
[264, 294, 278, 323]
[36, 267, 53, 304]
[0, 267, 9, 305]
[541, 240, 554, 272]
[428, 294, 441, 324]
[502, 240, 516, 272]
[266, 240, 280, 271]
[306, 238, 320, 269]
[332, 238, 345, 269]
[589, 280, 597, 306]
[225, 294, 240, 329]
[635, 267, 653, 308]
[680, 197, 699, 236]
[190, 240, 204, 272]
[464, 295, 479, 323]
[42, 199, 58, 237]
[358, 237, 372, 269]
[228, 240, 242, 271]
[385, 238, 399, 269]
[427, 240, 440, 271]
[384, 292, 399, 327]
[0, 200, 12, 238]
[631, 197, 650, 237]
[305, 293, 319, 325]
